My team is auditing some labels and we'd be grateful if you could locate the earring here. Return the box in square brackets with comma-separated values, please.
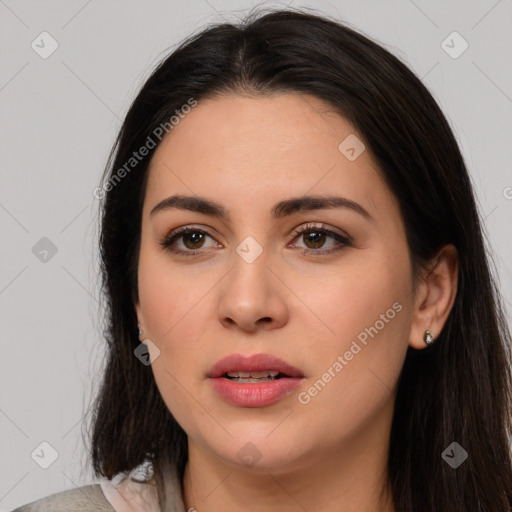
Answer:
[424, 330, 435, 345]
[137, 323, 144, 340]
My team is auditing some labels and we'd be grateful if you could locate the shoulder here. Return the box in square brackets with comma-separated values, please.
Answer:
[10, 483, 115, 512]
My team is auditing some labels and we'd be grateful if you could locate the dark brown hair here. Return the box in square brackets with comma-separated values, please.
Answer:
[88, 7, 512, 511]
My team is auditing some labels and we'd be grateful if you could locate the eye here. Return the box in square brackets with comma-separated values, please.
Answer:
[290, 223, 351, 255]
[159, 226, 220, 256]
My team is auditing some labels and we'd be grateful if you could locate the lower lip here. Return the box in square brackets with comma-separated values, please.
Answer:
[208, 377, 303, 407]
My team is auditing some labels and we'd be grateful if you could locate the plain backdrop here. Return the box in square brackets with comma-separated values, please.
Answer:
[1, 0, 511, 509]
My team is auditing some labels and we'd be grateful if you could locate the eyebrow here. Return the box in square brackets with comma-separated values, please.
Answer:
[149, 194, 373, 222]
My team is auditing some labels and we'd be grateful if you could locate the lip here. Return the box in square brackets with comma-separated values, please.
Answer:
[207, 353, 304, 378]
[207, 353, 305, 408]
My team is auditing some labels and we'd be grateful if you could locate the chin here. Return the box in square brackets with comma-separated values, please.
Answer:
[203, 431, 309, 472]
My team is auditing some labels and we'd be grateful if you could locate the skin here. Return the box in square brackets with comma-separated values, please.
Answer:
[135, 93, 458, 511]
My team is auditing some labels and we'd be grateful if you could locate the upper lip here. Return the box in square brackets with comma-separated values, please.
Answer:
[207, 353, 304, 378]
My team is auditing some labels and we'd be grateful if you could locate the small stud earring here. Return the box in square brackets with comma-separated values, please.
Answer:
[424, 330, 435, 345]
[137, 323, 143, 340]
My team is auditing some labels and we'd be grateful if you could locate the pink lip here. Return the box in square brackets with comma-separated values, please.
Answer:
[207, 353, 305, 408]
[207, 353, 304, 378]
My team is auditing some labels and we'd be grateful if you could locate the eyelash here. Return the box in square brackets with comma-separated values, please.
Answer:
[158, 223, 352, 257]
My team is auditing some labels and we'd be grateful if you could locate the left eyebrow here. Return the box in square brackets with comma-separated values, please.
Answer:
[271, 195, 373, 222]
[149, 194, 373, 222]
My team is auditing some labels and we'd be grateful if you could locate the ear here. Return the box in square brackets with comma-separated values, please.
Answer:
[409, 244, 459, 349]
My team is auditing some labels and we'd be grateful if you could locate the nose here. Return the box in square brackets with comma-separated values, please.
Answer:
[217, 249, 289, 333]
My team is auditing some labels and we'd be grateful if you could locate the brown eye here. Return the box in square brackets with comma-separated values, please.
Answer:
[291, 223, 352, 256]
[159, 228, 218, 255]
[302, 230, 327, 249]
[182, 231, 206, 249]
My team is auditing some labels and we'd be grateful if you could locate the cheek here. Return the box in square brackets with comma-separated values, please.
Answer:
[309, 254, 411, 344]
[137, 248, 217, 347]
[298, 258, 412, 410]
[139, 261, 216, 437]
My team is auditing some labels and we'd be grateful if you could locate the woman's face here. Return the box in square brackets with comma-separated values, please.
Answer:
[136, 93, 417, 472]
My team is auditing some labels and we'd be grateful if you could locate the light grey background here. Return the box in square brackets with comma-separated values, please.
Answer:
[1, 0, 511, 509]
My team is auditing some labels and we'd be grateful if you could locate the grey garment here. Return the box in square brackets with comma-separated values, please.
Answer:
[9, 484, 116, 511]
[10, 458, 187, 512]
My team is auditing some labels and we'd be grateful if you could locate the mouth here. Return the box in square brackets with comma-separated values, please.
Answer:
[207, 353, 304, 407]
[223, 370, 288, 383]
[207, 353, 304, 379]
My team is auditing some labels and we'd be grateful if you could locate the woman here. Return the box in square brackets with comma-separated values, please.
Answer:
[12, 7, 512, 512]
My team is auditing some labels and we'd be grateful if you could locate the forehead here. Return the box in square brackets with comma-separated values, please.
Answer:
[143, 93, 395, 221]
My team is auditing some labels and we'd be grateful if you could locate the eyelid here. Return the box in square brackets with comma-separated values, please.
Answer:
[159, 225, 219, 251]
[290, 222, 352, 243]
[159, 222, 352, 256]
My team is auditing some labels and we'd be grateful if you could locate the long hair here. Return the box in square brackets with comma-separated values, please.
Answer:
[88, 8, 512, 511]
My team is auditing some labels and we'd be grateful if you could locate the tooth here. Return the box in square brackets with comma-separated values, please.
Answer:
[225, 370, 281, 379]
[250, 371, 280, 378]
[247, 371, 265, 378]
[233, 377, 274, 383]
[226, 371, 251, 378]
